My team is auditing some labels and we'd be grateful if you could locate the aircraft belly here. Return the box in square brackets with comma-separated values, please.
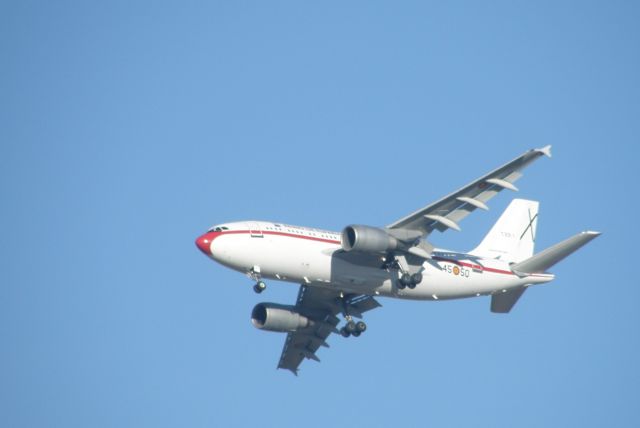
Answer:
[328, 255, 393, 294]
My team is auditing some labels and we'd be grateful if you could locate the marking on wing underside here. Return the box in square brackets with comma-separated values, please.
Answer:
[520, 209, 538, 241]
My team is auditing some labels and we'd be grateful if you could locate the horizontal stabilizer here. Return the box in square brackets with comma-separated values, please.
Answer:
[491, 287, 527, 313]
[511, 231, 601, 274]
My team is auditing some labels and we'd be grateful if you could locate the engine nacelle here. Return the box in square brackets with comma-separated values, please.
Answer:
[251, 303, 311, 333]
[341, 225, 399, 253]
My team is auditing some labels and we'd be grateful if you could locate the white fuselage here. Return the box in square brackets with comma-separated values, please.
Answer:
[199, 221, 553, 300]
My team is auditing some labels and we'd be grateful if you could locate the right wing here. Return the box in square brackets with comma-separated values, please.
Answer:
[387, 146, 552, 236]
[277, 285, 381, 375]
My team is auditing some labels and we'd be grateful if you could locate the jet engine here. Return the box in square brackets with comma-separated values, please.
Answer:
[341, 225, 399, 253]
[251, 303, 311, 332]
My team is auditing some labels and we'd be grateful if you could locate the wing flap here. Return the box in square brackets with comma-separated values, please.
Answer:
[277, 314, 340, 374]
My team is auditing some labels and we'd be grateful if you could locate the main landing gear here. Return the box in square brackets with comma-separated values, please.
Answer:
[340, 317, 367, 338]
[383, 253, 423, 290]
[339, 294, 367, 338]
[381, 253, 401, 271]
[397, 272, 422, 290]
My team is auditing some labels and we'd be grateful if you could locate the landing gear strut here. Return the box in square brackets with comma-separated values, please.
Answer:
[338, 294, 368, 338]
[248, 266, 266, 294]
[381, 253, 401, 271]
[383, 254, 423, 290]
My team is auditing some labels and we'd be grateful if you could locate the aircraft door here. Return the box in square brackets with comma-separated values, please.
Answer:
[249, 222, 263, 238]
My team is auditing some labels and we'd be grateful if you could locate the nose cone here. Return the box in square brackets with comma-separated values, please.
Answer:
[195, 232, 217, 255]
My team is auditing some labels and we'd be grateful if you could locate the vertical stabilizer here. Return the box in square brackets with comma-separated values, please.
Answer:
[470, 199, 539, 263]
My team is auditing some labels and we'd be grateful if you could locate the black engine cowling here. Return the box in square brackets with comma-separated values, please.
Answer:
[341, 225, 399, 253]
[251, 303, 311, 332]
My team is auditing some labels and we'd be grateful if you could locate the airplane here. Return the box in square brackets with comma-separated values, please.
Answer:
[195, 146, 600, 375]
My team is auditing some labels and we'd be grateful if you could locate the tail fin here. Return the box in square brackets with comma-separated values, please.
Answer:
[470, 199, 539, 263]
[510, 231, 601, 275]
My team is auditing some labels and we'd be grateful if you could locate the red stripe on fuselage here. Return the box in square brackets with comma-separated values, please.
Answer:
[432, 256, 515, 276]
[215, 231, 542, 277]
[218, 230, 342, 245]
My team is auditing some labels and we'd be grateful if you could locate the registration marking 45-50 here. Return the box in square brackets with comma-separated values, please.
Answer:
[442, 263, 471, 278]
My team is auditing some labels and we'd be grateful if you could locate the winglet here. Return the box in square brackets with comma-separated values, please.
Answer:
[537, 145, 552, 158]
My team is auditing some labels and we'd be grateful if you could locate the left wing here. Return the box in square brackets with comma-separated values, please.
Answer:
[277, 285, 381, 375]
[387, 145, 552, 236]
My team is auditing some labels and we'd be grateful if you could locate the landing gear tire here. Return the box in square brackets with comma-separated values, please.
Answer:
[345, 320, 357, 334]
[411, 272, 422, 285]
[342, 321, 366, 338]
[399, 273, 411, 289]
[253, 281, 266, 294]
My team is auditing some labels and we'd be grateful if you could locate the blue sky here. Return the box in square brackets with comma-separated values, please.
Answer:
[2, 1, 639, 427]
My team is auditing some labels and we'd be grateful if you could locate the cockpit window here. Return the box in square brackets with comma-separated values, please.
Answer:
[208, 226, 230, 232]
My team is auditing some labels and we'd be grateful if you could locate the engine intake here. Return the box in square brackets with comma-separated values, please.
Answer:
[251, 303, 311, 333]
[341, 225, 399, 253]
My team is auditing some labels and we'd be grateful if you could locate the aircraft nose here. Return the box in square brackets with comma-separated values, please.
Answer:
[195, 232, 216, 255]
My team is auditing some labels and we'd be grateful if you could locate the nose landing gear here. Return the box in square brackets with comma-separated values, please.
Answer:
[253, 281, 267, 294]
[248, 266, 266, 293]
